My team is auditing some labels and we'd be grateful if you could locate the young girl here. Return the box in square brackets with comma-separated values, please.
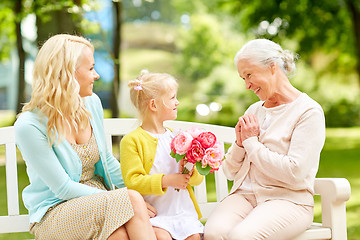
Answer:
[120, 71, 204, 240]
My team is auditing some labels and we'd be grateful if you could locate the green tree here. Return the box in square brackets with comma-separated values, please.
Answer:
[33, 0, 83, 48]
[0, 0, 126, 118]
[220, 0, 360, 86]
[177, 14, 226, 81]
[110, 0, 122, 118]
[0, 0, 86, 116]
[0, 3, 16, 61]
[0, 0, 31, 115]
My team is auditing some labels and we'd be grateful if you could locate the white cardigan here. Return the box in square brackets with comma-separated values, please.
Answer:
[223, 93, 325, 206]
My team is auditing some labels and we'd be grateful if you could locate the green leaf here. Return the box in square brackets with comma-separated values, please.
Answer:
[175, 154, 185, 162]
[170, 151, 186, 162]
[195, 161, 212, 175]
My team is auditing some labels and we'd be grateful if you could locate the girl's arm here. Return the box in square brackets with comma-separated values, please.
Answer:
[120, 136, 166, 195]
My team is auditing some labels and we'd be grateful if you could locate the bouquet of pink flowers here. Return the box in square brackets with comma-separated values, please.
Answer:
[170, 127, 225, 176]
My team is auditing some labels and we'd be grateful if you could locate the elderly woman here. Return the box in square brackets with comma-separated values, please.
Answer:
[204, 39, 325, 240]
[14, 34, 156, 240]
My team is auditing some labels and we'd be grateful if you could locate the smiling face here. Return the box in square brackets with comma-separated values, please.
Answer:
[75, 46, 100, 97]
[157, 88, 180, 121]
[237, 59, 275, 101]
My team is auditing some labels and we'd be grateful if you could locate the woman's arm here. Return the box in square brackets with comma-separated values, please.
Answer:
[222, 143, 246, 180]
[222, 107, 255, 180]
[87, 93, 125, 188]
[105, 152, 125, 188]
[15, 120, 103, 200]
[243, 108, 325, 185]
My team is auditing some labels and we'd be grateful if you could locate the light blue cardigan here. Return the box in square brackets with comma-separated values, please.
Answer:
[14, 94, 125, 224]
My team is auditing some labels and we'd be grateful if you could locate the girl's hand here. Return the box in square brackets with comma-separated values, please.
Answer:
[238, 114, 260, 142]
[145, 201, 157, 218]
[179, 158, 186, 172]
[179, 158, 194, 176]
[162, 173, 190, 190]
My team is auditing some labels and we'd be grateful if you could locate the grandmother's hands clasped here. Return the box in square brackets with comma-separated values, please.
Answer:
[235, 114, 260, 147]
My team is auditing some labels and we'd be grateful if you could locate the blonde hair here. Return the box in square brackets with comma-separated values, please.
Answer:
[128, 70, 178, 119]
[234, 39, 298, 76]
[21, 34, 94, 145]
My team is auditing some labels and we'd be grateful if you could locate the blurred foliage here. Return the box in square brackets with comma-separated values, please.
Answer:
[121, 47, 176, 80]
[1, 0, 360, 127]
[122, 22, 177, 52]
[325, 99, 360, 127]
[0, 1, 20, 61]
[219, 0, 360, 79]
[0, 0, 86, 60]
[176, 14, 227, 80]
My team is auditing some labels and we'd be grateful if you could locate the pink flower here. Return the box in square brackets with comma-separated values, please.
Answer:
[202, 146, 224, 171]
[196, 132, 217, 148]
[171, 132, 193, 155]
[213, 141, 225, 158]
[170, 127, 224, 176]
[186, 139, 206, 164]
[186, 127, 205, 138]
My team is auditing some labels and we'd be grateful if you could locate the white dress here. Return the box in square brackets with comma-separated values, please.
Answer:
[144, 129, 204, 239]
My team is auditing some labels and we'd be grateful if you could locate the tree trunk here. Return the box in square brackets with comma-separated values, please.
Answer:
[34, 3, 80, 48]
[15, 0, 26, 115]
[111, 0, 122, 118]
[346, 0, 360, 88]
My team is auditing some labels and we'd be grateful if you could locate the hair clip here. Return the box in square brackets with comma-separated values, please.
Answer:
[134, 84, 143, 91]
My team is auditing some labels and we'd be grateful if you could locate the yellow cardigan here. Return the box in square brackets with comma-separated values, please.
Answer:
[120, 126, 203, 219]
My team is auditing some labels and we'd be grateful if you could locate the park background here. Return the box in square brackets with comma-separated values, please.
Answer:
[0, 0, 359, 239]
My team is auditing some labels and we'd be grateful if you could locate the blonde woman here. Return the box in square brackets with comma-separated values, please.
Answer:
[14, 34, 156, 240]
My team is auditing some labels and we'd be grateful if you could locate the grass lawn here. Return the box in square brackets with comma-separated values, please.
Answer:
[1, 127, 360, 239]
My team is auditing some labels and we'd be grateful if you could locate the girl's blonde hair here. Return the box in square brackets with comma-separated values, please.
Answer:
[128, 70, 178, 119]
[21, 34, 94, 145]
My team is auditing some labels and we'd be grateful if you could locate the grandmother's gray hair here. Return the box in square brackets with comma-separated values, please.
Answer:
[234, 39, 298, 77]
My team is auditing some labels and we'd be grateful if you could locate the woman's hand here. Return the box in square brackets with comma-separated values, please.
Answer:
[162, 173, 190, 190]
[145, 201, 157, 218]
[235, 120, 243, 147]
[238, 114, 260, 142]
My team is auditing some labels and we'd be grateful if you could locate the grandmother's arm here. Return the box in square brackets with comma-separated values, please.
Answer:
[222, 143, 246, 180]
[243, 108, 325, 184]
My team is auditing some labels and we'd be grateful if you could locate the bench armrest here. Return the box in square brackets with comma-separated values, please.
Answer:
[314, 178, 351, 239]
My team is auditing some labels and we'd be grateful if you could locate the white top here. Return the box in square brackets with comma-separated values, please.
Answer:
[143, 129, 203, 239]
[223, 93, 326, 206]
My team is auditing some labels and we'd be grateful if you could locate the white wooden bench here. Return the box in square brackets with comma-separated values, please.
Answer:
[0, 118, 351, 239]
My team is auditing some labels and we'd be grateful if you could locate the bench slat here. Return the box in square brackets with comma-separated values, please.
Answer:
[0, 215, 29, 233]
